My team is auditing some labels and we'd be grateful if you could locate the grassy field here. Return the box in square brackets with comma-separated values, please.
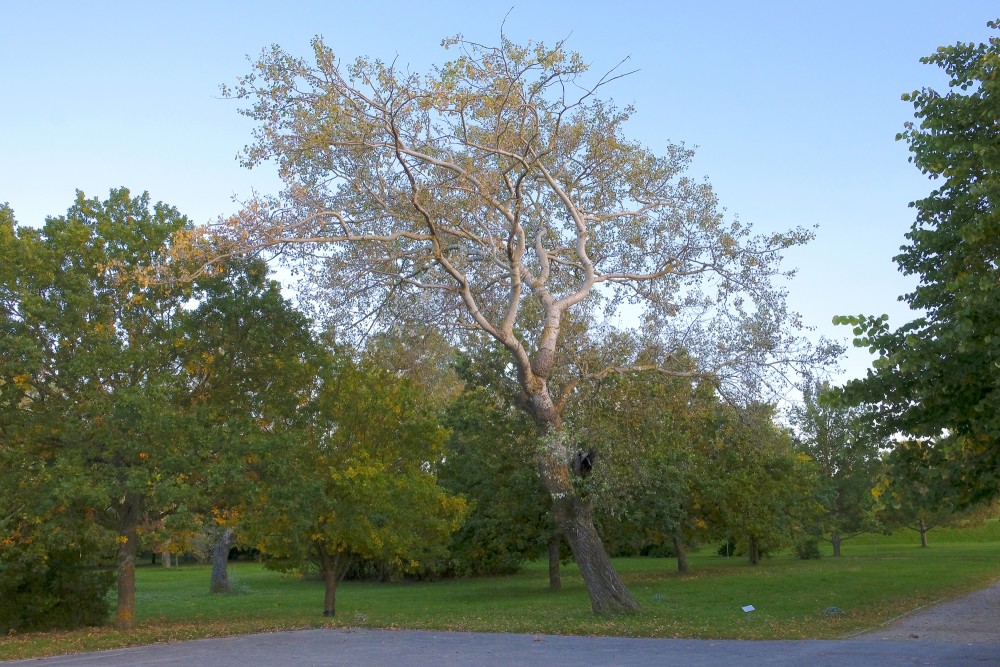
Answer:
[3, 525, 1000, 660]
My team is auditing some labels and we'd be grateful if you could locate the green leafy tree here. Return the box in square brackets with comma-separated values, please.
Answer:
[702, 405, 821, 564]
[790, 379, 883, 555]
[244, 350, 467, 617]
[873, 439, 975, 547]
[178, 34, 830, 613]
[0, 190, 201, 628]
[569, 357, 718, 574]
[437, 345, 554, 579]
[176, 257, 319, 593]
[836, 21, 1000, 504]
[0, 192, 314, 627]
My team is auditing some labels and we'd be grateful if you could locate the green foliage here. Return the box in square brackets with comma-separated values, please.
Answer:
[794, 538, 822, 560]
[0, 190, 317, 627]
[701, 404, 822, 562]
[0, 547, 114, 634]
[243, 349, 467, 584]
[437, 346, 553, 576]
[789, 379, 883, 548]
[835, 21, 1000, 504]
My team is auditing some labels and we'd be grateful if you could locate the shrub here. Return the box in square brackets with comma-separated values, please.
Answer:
[0, 546, 114, 634]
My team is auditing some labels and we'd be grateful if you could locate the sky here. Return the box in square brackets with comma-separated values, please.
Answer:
[2, 1, 998, 384]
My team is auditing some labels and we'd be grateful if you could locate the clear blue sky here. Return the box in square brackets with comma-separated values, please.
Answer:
[3, 1, 997, 383]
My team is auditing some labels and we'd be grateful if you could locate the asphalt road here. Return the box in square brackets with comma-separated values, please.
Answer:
[3, 627, 998, 666]
[6, 580, 1000, 666]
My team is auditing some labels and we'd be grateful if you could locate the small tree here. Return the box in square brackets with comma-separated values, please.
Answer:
[790, 379, 883, 555]
[244, 350, 466, 617]
[437, 344, 555, 579]
[873, 439, 971, 548]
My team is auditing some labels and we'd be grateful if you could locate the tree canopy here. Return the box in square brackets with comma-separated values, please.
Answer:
[836, 20, 1000, 503]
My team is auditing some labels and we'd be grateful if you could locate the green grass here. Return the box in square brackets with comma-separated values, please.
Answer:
[3, 529, 1000, 660]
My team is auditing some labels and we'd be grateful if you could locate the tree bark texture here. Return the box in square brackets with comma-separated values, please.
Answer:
[831, 534, 842, 557]
[919, 519, 928, 548]
[114, 496, 141, 629]
[210, 528, 235, 593]
[318, 546, 352, 617]
[548, 530, 562, 591]
[672, 533, 689, 574]
[748, 536, 761, 565]
[531, 393, 639, 614]
[161, 542, 172, 568]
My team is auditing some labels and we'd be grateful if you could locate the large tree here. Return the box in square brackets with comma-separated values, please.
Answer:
[836, 21, 1000, 503]
[0, 191, 313, 627]
[181, 35, 828, 612]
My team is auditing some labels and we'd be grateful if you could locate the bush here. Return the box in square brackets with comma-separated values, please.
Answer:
[795, 538, 822, 560]
[0, 547, 114, 634]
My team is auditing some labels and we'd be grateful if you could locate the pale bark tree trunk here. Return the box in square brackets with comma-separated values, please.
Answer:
[672, 532, 689, 574]
[114, 495, 141, 629]
[210, 528, 235, 593]
[161, 542, 172, 568]
[919, 519, 928, 548]
[529, 387, 639, 614]
[548, 530, 561, 591]
[831, 534, 842, 557]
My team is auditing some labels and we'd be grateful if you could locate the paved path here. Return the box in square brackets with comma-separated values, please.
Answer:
[5, 582, 1000, 666]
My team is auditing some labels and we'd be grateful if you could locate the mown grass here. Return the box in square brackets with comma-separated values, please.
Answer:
[3, 525, 1000, 661]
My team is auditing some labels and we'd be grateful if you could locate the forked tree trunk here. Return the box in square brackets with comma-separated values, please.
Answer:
[318, 546, 352, 617]
[548, 530, 562, 591]
[672, 532, 689, 574]
[210, 528, 235, 593]
[161, 542, 172, 568]
[114, 496, 141, 629]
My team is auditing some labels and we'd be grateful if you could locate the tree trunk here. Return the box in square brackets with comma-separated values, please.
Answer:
[318, 546, 351, 617]
[210, 528, 235, 593]
[114, 496, 141, 629]
[748, 536, 760, 565]
[161, 542, 172, 568]
[672, 532, 689, 574]
[919, 519, 928, 548]
[548, 530, 561, 591]
[531, 404, 639, 613]
[831, 534, 842, 557]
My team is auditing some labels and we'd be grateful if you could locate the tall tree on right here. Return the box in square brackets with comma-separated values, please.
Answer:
[836, 21, 1000, 503]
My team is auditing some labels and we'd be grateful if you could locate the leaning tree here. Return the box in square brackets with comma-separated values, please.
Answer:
[174, 35, 830, 613]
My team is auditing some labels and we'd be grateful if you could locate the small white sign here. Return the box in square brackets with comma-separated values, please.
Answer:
[742, 605, 755, 613]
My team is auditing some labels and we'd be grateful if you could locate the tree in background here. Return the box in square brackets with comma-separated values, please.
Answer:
[702, 404, 821, 565]
[0, 191, 317, 627]
[180, 35, 830, 612]
[872, 439, 988, 548]
[437, 343, 555, 580]
[836, 21, 1000, 505]
[790, 379, 883, 556]
[243, 350, 466, 617]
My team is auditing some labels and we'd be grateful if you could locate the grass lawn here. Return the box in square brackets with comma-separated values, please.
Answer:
[3, 526, 1000, 660]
